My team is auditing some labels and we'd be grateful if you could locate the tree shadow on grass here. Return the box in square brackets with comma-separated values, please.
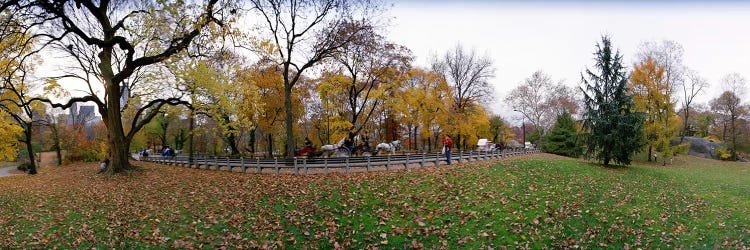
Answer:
[584, 161, 631, 171]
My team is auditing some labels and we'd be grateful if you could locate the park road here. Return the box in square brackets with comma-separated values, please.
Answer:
[0, 166, 18, 177]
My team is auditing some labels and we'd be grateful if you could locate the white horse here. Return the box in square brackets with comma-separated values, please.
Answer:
[375, 140, 401, 155]
[320, 138, 349, 157]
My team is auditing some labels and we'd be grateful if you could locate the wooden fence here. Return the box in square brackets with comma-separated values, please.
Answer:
[141, 148, 542, 175]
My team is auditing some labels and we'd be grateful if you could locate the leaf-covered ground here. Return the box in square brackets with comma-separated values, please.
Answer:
[0, 154, 748, 249]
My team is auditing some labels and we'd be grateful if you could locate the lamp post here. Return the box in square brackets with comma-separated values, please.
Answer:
[513, 109, 526, 147]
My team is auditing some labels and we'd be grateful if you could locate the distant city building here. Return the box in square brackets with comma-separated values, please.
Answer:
[79, 105, 95, 124]
[120, 85, 129, 110]
[67, 103, 101, 126]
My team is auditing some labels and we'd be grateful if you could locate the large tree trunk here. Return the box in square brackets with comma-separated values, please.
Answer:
[284, 84, 294, 159]
[101, 63, 130, 173]
[227, 132, 239, 156]
[267, 134, 274, 158]
[648, 145, 653, 162]
[680, 109, 689, 143]
[188, 111, 195, 164]
[248, 128, 256, 156]
[457, 134, 462, 152]
[51, 123, 62, 165]
[24, 127, 37, 175]
[104, 115, 130, 174]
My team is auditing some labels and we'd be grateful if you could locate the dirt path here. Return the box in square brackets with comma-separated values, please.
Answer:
[0, 166, 18, 177]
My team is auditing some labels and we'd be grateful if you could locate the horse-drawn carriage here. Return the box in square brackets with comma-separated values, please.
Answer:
[294, 138, 352, 158]
[477, 139, 495, 152]
[294, 138, 401, 158]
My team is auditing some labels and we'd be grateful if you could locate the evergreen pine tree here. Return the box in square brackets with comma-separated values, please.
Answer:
[580, 36, 646, 166]
[542, 112, 581, 157]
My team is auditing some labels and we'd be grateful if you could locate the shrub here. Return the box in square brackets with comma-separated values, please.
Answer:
[62, 125, 107, 163]
[16, 162, 32, 172]
[673, 142, 690, 155]
[704, 136, 721, 143]
[715, 146, 732, 161]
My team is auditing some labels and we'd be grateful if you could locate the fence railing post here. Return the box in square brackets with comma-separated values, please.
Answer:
[324, 158, 329, 174]
[405, 154, 410, 169]
[386, 155, 391, 171]
[256, 157, 261, 174]
[241, 157, 246, 172]
[274, 157, 279, 175]
[294, 158, 299, 175]
[345, 157, 350, 174]
[420, 153, 425, 168]
[366, 156, 371, 172]
[303, 158, 308, 175]
[226, 157, 230, 171]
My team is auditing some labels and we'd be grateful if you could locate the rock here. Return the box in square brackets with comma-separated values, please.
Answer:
[672, 137, 722, 160]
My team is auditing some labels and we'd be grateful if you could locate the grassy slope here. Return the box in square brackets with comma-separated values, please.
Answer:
[0, 154, 747, 249]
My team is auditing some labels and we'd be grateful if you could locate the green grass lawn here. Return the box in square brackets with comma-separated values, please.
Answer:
[0, 154, 747, 248]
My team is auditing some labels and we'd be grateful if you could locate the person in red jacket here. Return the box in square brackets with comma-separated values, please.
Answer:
[443, 135, 453, 165]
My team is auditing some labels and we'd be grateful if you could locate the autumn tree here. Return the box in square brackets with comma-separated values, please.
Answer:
[237, 60, 306, 157]
[1, 0, 234, 174]
[711, 90, 748, 160]
[629, 57, 681, 163]
[0, 111, 22, 161]
[392, 68, 452, 151]
[433, 44, 495, 150]
[328, 31, 412, 143]
[143, 112, 170, 149]
[0, 19, 43, 174]
[580, 36, 645, 166]
[488, 114, 514, 146]
[247, 0, 382, 158]
[690, 104, 714, 138]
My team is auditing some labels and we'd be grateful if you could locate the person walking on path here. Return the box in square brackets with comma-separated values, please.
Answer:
[443, 135, 453, 165]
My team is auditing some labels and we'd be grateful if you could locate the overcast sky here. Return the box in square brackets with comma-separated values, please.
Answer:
[387, 0, 750, 121]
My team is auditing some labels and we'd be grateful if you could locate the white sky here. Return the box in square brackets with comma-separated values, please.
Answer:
[387, 0, 750, 122]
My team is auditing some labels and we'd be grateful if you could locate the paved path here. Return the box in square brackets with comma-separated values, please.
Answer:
[0, 166, 19, 177]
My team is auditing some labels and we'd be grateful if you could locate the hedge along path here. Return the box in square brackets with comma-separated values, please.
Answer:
[142, 148, 542, 175]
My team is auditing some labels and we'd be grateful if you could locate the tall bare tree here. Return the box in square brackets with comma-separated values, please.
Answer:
[1, 0, 233, 174]
[247, 0, 382, 158]
[679, 70, 708, 141]
[505, 70, 552, 138]
[636, 40, 685, 90]
[433, 44, 495, 150]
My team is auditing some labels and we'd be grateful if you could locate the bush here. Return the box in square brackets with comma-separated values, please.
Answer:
[715, 146, 732, 161]
[62, 125, 107, 163]
[704, 136, 721, 143]
[673, 142, 690, 155]
[17, 142, 43, 160]
[16, 162, 32, 172]
[66, 140, 104, 163]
